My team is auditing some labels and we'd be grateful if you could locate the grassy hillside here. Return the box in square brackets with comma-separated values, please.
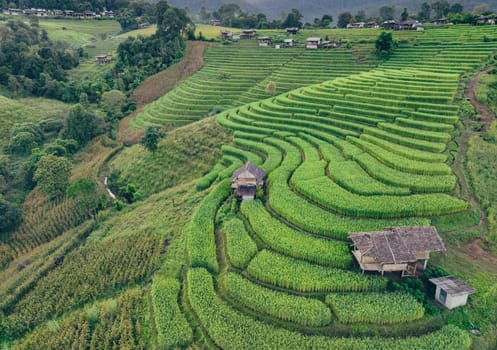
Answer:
[110, 117, 232, 197]
[2, 23, 497, 350]
[0, 96, 71, 148]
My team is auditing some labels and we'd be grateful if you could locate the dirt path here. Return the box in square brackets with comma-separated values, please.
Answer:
[448, 67, 495, 256]
[117, 41, 209, 143]
[466, 67, 495, 132]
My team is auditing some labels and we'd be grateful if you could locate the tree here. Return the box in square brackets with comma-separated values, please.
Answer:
[140, 126, 165, 152]
[401, 8, 409, 21]
[418, 2, 432, 21]
[33, 155, 72, 200]
[0, 198, 21, 233]
[449, 3, 464, 14]
[379, 6, 395, 21]
[117, 8, 139, 32]
[355, 10, 366, 23]
[282, 8, 303, 28]
[375, 31, 394, 57]
[65, 104, 103, 147]
[337, 12, 353, 28]
[100, 89, 127, 122]
[319, 14, 333, 27]
[432, 0, 450, 18]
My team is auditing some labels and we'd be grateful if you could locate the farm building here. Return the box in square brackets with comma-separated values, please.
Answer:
[347, 22, 365, 29]
[349, 226, 446, 277]
[283, 38, 295, 48]
[95, 55, 112, 65]
[365, 21, 379, 28]
[286, 27, 299, 35]
[231, 162, 265, 200]
[429, 276, 475, 309]
[139, 23, 150, 29]
[306, 37, 321, 49]
[322, 40, 340, 49]
[257, 36, 272, 47]
[220, 30, 233, 39]
[431, 18, 449, 25]
[382, 20, 398, 30]
[240, 29, 257, 39]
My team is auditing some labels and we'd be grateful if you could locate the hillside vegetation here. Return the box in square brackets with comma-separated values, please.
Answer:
[2, 18, 497, 350]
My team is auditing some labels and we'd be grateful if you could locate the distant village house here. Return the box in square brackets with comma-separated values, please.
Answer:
[322, 40, 340, 49]
[349, 226, 446, 277]
[286, 27, 299, 35]
[220, 30, 233, 39]
[240, 29, 257, 39]
[95, 55, 112, 65]
[283, 38, 295, 48]
[306, 37, 321, 49]
[257, 36, 272, 47]
[231, 162, 266, 200]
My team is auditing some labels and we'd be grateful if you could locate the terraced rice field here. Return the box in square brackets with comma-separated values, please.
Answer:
[131, 43, 378, 130]
[153, 25, 497, 348]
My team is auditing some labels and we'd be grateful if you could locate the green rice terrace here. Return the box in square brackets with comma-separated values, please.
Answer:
[2, 21, 497, 350]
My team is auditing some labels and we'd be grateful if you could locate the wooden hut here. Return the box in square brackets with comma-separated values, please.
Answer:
[349, 226, 446, 277]
[286, 27, 299, 35]
[397, 20, 421, 30]
[240, 29, 257, 39]
[230, 162, 266, 200]
[382, 20, 398, 30]
[322, 40, 340, 49]
[306, 37, 321, 49]
[257, 36, 272, 47]
[429, 276, 475, 309]
[283, 38, 295, 48]
[220, 30, 233, 39]
[431, 18, 449, 25]
[95, 55, 112, 65]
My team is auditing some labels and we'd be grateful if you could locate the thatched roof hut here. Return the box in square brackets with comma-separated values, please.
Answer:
[349, 226, 445, 277]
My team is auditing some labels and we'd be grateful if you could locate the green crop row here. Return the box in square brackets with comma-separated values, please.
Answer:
[187, 268, 471, 349]
[378, 123, 451, 143]
[352, 151, 457, 193]
[364, 127, 447, 153]
[406, 110, 458, 124]
[287, 136, 321, 162]
[222, 272, 331, 327]
[233, 137, 282, 173]
[268, 159, 429, 240]
[359, 134, 447, 163]
[292, 171, 467, 218]
[396, 117, 454, 133]
[222, 145, 263, 166]
[187, 179, 230, 273]
[326, 292, 424, 324]
[241, 200, 352, 268]
[247, 250, 388, 293]
[196, 163, 225, 191]
[152, 278, 193, 349]
[223, 218, 258, 269]
[217, 156, 244, 179]
[329, 160, 411, 196]
[347, 137, 452, 175]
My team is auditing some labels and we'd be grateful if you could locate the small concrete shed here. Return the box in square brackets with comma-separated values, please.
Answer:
[429, 276, 475, 310]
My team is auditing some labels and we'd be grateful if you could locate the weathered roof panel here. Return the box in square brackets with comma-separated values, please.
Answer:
[349, 226, 445, 265]
[429, 276, 476, 296]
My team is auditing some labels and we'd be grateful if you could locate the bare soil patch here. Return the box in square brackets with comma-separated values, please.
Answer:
[118, 41, 209, 143]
